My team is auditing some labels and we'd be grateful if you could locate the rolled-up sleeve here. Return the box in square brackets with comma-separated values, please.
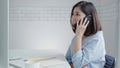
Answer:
[72, 39, 102, 68]
[65, 46, 72, 63]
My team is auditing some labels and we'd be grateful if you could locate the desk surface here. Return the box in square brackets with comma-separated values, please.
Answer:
[9, 49, 70, 68]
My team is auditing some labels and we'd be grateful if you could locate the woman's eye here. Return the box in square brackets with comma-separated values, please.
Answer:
[72, 13, 80, 16]
[76, 14, 80, 16]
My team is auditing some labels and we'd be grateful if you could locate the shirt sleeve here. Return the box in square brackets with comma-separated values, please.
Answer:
[65, 46, 72, 63]
[72, 38, 104, 68]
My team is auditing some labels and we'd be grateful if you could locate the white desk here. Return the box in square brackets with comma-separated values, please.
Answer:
[9, 49, 71, 68]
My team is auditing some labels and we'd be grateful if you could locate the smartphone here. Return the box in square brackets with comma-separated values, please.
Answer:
[72, 15, 92, 33]
[82, 15, 92, 25]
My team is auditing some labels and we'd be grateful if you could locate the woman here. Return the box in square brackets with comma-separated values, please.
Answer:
[65, 1, 106, 68]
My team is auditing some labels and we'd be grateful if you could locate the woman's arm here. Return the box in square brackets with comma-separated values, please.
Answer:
[65, 46, 73, 66]
[72, 18, 90, 68]
[73, 18, 89, 54]
[74, 36, 82, 53]
[72, 38, 105, 68]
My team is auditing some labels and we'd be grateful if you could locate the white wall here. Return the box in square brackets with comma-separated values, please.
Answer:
[0, 0, 8, 68]
[99, 0, 118, 68]
[100, 0, 118, 57]
[9, 0, 81, 54]
[9, 1, 119, 67]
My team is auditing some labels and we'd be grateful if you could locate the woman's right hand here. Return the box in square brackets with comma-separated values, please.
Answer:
[75, 17, 89, 38]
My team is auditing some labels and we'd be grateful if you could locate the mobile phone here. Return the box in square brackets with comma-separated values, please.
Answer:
[82, 15, 92, 24]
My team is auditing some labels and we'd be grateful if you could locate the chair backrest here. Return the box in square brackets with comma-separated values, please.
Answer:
[104, 55, 115, 68]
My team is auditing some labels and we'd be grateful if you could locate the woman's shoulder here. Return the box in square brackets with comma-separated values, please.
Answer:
[83, 31, 105, 48]
[88, 31, 103, 39]
[84, 31, 104, 42]
[72, 31, 104, 41]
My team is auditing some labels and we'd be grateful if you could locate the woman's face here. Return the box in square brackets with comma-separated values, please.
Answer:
[71, 7, 86, 25]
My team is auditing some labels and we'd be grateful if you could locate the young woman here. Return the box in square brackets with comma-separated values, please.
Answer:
[65, 1, 106, 68]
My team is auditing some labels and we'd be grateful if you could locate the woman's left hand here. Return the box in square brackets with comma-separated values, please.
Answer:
[76, 18, 89, 37]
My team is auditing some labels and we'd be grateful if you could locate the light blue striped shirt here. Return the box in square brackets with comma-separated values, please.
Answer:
[65, 31, 106, 68]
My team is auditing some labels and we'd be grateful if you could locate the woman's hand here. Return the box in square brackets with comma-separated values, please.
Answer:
[76, 18, 89, 38]
[74, 17, 89, 53]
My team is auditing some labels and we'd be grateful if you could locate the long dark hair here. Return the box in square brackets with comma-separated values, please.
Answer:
[70, 1, 102, 36]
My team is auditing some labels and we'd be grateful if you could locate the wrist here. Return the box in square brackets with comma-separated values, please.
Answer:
[75, 35, 82, 39]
